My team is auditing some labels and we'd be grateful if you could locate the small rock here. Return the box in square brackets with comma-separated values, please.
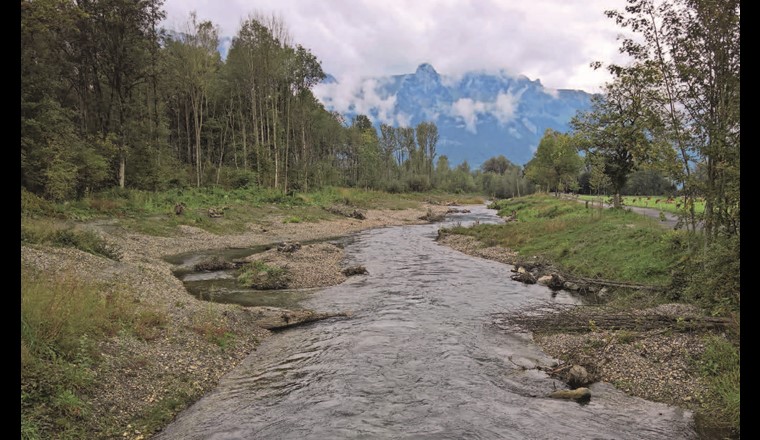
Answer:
[537, 275, 553, 286]
[550, 387, 591, 401]
[277, 242, 301, 253]
[342, 265, 368, 276]
[567, 365, 591, 387]
[563, 281, 580, 291]
[517, 266, 527, 274]
[510, 271, 537, 284]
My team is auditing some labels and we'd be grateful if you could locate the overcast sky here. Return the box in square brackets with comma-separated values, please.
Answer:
[162, 0, 630, 93]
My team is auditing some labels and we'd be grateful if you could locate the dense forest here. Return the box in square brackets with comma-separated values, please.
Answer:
[21, 0, 537, 200]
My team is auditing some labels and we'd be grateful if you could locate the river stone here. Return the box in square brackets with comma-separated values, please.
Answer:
[277, 242, 301, 253]
[550, 387, 591, 401]
[537, 275, 553, 286]
[563, 281, 580, 291]
[517, 266, 527, 274]
[343, 265, 368, 276]
[510, 271, 536, 284]
[568, 365, 591, 387]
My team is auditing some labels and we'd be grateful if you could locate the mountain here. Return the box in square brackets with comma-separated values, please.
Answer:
[313, 63, 594, 167]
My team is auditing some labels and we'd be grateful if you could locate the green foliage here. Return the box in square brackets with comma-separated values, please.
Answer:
[697, 335, 740, 436]
[677, 235, 740, 316]
[21, 189, 56, 218]
[622, 169, 676, 196]
[237, 260, 290, 289]
[21, 268, 169, 439]
[454, 194, 680, 285]
[132, 384, 197, 436]
[220, 169, 258, 189]
[21, 222, 122, 261]
[524, 129, 582, 194]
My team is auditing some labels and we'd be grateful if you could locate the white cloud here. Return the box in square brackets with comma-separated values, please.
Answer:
[312, 77, 398, 125]
[542, 87, 560, 99]
[162, 0, 631, 94]
[451, 98, 486, 133]
[492, 92, 519, 125]
[395, 112, 413, 127]
[521, 118, 538, 135]
[449, 90, 522, 134]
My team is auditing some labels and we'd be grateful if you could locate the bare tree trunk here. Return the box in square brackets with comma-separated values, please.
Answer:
[273, 96, 279, 190]
[284, 94, 290, 193]
[118, 153, 126, 188]
[302, 124, 308, 192]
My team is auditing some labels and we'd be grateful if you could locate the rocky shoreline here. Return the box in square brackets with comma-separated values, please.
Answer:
[436, 232, 712, 413]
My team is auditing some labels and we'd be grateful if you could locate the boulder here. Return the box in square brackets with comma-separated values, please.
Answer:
[550, 387, 591, 401]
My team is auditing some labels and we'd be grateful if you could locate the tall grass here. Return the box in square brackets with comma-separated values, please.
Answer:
[461, 195, 683, 285]
[21, 268, 167, 439]
[695, 335, 740, 437]
[21, 220, 122, 261]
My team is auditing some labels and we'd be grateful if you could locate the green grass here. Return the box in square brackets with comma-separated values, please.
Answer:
[695, 334, 740, 437]
[21, 268, 168, 439]
[130, 379, 199, 437]
[21, 219, 122, 261]
[577, 194, 706, 215]
[237, 260, 291, 290]
[22, 186, 484, 237]
[460, 194, 685, 285]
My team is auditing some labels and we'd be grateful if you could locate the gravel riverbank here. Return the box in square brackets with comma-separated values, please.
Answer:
[21, 204, 447, 438]
[436, 232, 711, 412]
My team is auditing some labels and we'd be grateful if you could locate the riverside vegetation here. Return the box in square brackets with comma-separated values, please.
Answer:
[439, 194, 739, 437]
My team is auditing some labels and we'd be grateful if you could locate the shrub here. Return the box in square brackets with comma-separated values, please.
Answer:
[679, 235, 739, 315]
[237, 260, 290, 289]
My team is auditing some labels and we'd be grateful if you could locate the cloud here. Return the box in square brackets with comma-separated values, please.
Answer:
[162, 0, 632, 93]
[542, 87, 560, 99]
[521, 118, 538, 135]
[312, 77, 397, 125]
[451, 98, 486, 133]
[450, 90, 522, 134]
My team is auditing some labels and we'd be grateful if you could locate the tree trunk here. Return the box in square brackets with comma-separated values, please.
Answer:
[118, 153, 126, 188]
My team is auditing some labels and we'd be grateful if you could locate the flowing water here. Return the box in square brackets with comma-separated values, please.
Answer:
[156, 205, 695, 439]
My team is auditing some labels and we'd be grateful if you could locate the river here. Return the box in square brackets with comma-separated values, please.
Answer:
[155, 204, 694, 439]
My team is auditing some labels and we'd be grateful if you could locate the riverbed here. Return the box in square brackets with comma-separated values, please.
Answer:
[155, 205, 695, 439]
